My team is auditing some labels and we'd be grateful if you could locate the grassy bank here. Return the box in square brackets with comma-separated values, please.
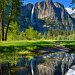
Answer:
[0, 40, 75, 64]
[0, 40, 75, 52]
[0, 40, 54, 52]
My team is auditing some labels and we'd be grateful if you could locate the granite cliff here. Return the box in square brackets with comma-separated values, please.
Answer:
[18, 0, 75, 32]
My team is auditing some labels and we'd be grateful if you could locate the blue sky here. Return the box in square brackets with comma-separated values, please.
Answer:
[24, 0, 71, 8]
[24, 0, 75, 14]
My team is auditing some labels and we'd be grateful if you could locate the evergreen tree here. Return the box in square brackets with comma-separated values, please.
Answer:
[24, 26, 38, 40]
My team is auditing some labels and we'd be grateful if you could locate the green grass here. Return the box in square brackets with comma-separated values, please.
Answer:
[0, 40, 75, 64]
[0, 40, 54, 52]
[0, 40, 75, 52]
[0, 40, 53, 46]
[57, 40, 75, 50]
[0, 40, 54, 64]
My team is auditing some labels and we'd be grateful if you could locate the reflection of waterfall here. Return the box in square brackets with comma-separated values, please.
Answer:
[44, 0, 46, 9]
[31, 6, 35, 24]
[30, 60, 34, 75]
[66, 26, 68, 30]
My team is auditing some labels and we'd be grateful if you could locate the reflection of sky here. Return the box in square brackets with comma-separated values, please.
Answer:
[24, 0, 71, 7]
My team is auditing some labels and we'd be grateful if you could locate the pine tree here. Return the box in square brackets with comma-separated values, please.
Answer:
[5, 0, 22, 40]
[24, 26, 38, 40]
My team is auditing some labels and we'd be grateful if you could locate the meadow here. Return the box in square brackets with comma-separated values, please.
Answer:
[0, 40, 75, 64]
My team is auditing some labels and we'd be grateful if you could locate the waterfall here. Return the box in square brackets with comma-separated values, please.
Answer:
[30, 60, 34, 75]
[31, 6, 35, 24]
[71, 24, 73, 31]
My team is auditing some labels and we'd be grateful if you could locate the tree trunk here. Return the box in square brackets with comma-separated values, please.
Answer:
[5, 11, 12, 41]
[0, 16, 2, 41]
[0, 0, 5, 41]
[1, 13, 5, 41]
[5, 2, 13, 41]
[5, 19, 11, 41]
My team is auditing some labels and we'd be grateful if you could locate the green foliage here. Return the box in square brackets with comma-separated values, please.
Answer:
[20, 26, 38, 40]
[19, 31, 26, 40]
[47, 29, 52, 40]
[7, 21, 19, 40]
[0, 0, 7, 13]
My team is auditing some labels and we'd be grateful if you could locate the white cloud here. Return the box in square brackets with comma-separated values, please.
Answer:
[65, 8, 75, 14]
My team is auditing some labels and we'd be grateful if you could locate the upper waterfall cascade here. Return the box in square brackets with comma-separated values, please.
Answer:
[31, 6, 35, 24]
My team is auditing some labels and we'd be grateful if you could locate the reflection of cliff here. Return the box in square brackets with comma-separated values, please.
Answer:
[34, 53, 75, 75]
[1, 53, 75, 75]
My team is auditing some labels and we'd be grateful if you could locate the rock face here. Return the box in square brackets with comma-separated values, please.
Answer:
[19, 0, 75, 32]
[34, 0, 74, 25]
[54, 2, 72, 25]
[35, 0, 55, 20]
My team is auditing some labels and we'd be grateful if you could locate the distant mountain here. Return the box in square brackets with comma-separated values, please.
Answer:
[18, 0, 75, 32]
